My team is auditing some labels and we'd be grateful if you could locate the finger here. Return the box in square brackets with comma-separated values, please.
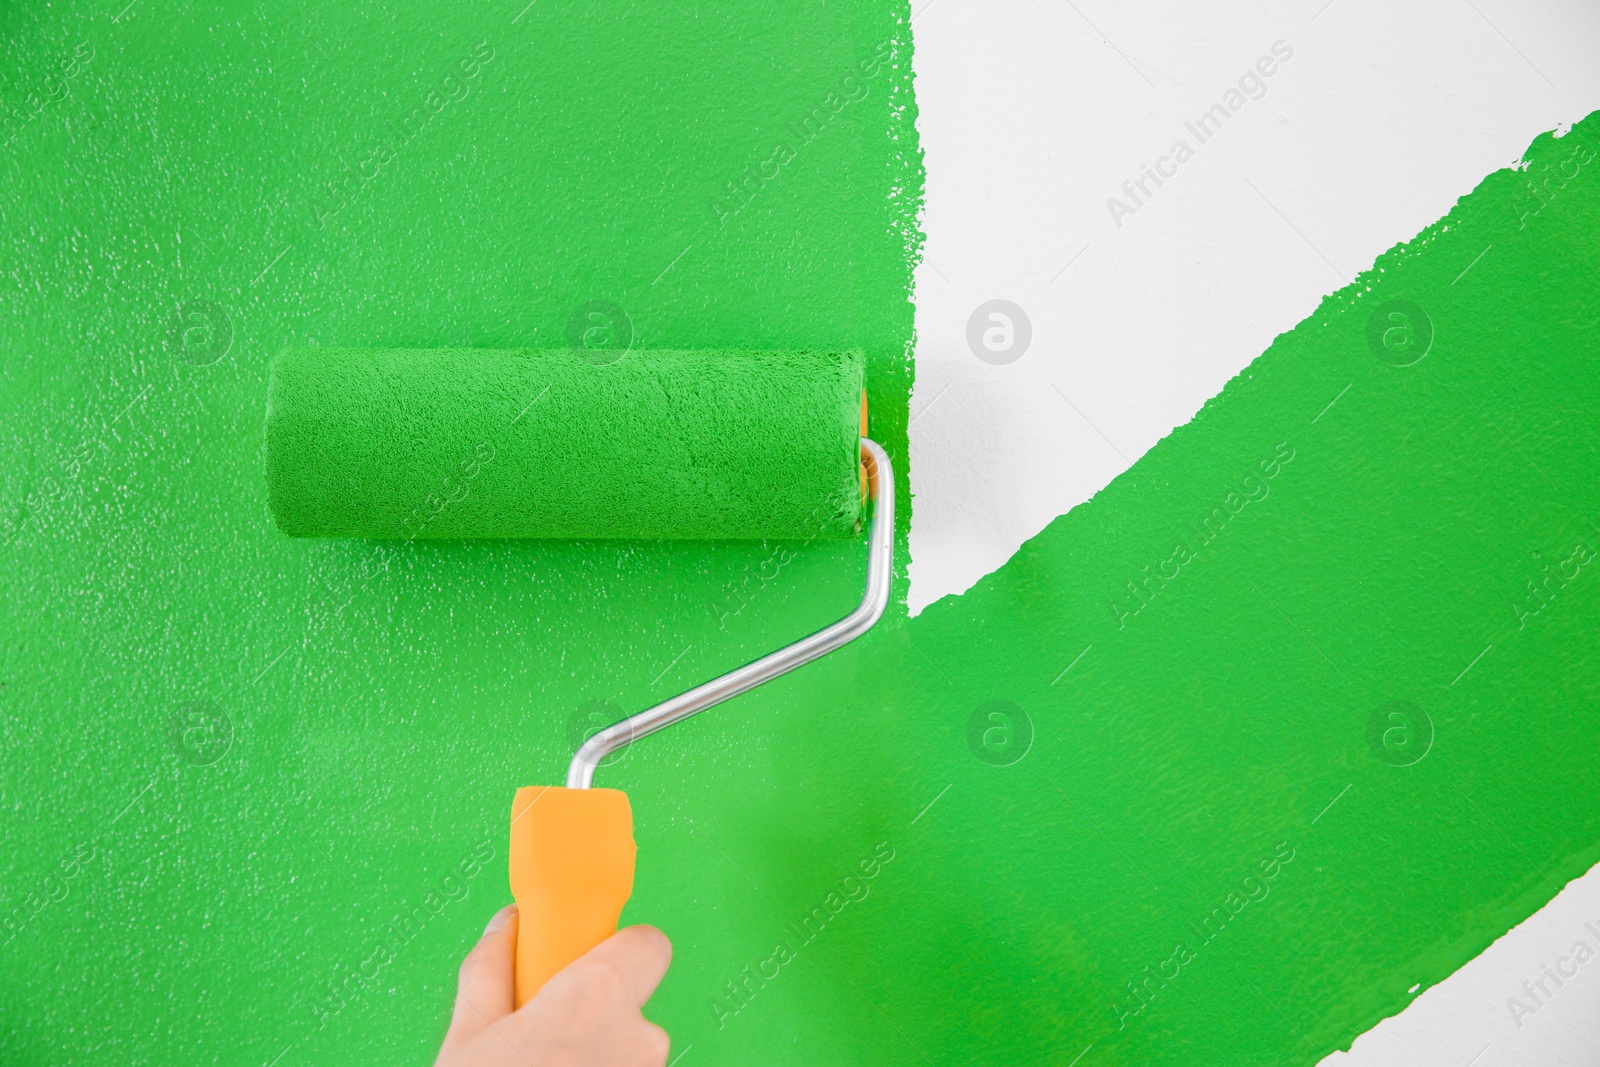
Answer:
[639, 1021, 672, 1066]
[440, 904, 518, 1050]
[568, 925, 672, 1009]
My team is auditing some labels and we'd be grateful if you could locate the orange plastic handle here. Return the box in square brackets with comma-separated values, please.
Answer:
[508, 785, 636, 1008]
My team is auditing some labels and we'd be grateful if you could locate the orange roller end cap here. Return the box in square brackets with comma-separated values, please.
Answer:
[859, 391, 870, 506]
[508, 785, 636, 1008]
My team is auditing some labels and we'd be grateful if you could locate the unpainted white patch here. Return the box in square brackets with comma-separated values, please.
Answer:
[908, 0, 1600, 614]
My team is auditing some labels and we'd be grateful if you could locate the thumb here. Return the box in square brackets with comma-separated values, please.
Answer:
[439, 904, 518, 1053]
[553, 924, 673, 1009]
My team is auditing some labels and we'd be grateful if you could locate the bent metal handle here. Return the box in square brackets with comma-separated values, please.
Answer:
[565, 438, 895, 789]
[509, 786, 636, 1008]
[509, 439, 893, 1004]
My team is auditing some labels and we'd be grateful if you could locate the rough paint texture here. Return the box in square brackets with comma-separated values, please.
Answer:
[0, 3, 918, 1064]
[3, 4, 1598, 1067]
[265, 347, 865, 540]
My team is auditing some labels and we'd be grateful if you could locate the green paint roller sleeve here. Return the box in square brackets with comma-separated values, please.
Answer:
[264, 347, 866, 540]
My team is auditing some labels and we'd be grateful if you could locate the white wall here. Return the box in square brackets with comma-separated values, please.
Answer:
[908, 0, 1600, 1061]
[1321, 862, 1600, 1067]
[908, 0, 1600, 614]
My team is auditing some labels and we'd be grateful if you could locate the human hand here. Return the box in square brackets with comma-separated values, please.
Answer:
[434, 905, 673, 1067]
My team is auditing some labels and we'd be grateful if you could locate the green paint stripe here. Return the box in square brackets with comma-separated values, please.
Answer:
[897, 114, 1600, 1064]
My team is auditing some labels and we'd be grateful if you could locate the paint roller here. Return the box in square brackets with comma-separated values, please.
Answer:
[264, 345, 893, 1006]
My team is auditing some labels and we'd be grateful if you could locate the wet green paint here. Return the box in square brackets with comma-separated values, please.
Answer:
[891, 117, 1600, 1063]
[3, 3, 1599, 1066]
[0, 2, 917, 1063]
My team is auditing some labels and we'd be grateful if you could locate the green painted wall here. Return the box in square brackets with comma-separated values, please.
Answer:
[4, 3, 1600, 1066]
[0, 3, 918, 1063]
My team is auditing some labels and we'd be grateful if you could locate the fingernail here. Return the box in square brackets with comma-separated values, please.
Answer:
[484, 904, 516, 936]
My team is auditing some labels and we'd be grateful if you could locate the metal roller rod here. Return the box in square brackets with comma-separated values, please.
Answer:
[566, 438, 895, 789]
